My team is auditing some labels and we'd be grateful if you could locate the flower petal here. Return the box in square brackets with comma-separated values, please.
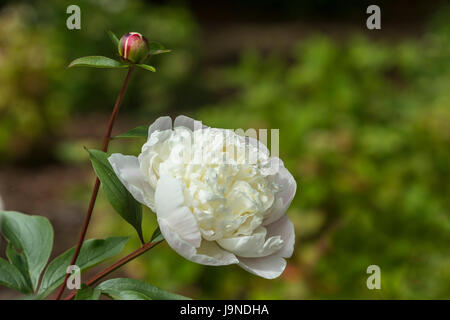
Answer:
[108, 154, 155, 210]
[155, 175, 201, 247]
[238, 215, 294, 278]
[217, 226, 284, 258]
[248, 136, 270, 156]
[238, 255, 287, 279]
[174, 115, 208, 131]
[266, 215, 295, 258]
[148, 116, 172, 138]
[158, 218, 239, 266]
[263, 157, 297, 225]
[236, 134, 269, 157]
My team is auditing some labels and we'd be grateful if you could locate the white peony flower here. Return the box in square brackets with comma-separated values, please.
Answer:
[109, 116, 297, 279]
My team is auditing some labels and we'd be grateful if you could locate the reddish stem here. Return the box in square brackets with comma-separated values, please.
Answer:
[55, 66, 135, 300]
[63, 240, 163, 300]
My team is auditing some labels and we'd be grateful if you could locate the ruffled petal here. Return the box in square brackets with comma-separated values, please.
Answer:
[266, 215, 295, 258]
[238, 255, 287, 279]
[108, 154, 155, 211]
[248, 136, 270, 156]
[155, 175, 201, 247]
[236, 134, 270, 157]
[158, 218, 239, 266]
[148, 116, 172, 138]
[263, 157, 297, 225]
[174, 115, 208, 131]
[217, 226, 284, 258]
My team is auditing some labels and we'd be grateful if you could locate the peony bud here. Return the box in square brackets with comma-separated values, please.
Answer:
[118, 32, 149, 64]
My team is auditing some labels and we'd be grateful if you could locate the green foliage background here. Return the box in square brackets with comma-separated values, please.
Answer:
[0, 0, 448, 299]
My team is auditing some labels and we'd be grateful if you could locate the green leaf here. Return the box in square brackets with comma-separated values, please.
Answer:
[114, 126, 148, 139]
[0, 211, 53, 292]
[97, 278, 191, 300]
[148, 41, 171, 56]
[107, 30, 119, 49]
[0, 258, 32, 294]
[6, 243, 33, 290]
[68, 56, 128, 69]
[38, 236, 128, 298]
[113, 290, 150, 300]
[150, 227, 164, 243]
[75, 284, 101, 300]
[136, 64, 156, 72]
[87, 149, 144, 242]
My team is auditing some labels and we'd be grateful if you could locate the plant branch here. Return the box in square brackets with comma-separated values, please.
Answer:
[55, 66, 136, 300]
[63, 239, 163, 300]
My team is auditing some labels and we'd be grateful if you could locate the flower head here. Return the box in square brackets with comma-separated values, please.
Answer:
[118, 32, 149, 63]
[109, 116, 297, 279]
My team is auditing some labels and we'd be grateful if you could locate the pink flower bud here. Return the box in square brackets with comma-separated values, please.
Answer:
[118, 32, 149, 64]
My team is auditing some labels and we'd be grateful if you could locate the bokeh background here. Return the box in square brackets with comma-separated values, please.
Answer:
[0, 0, 449, 299]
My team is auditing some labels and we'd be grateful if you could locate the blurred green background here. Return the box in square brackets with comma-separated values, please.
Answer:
[0, 0, 449, 299]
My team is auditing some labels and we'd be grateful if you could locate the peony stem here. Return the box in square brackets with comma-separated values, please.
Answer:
[63, 239, 163, 300]
[55, 66, 136, 300]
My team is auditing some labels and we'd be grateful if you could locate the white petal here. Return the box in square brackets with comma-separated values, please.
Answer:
[148, 116, 172, 138]
[238, 134, 270, 157]
[266, 215, 295, 258]
[155, 175, 201, 247]
[263, 158, 297, 225]
[249, 136, 270, 156]
[108, 154, 155, 211]
[159, 218, 239, 266]
[217, 226, 284, 258]
[140, 129, 173, 162]
[238, 255, 287, 279]
[174, 115, 208, 131]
